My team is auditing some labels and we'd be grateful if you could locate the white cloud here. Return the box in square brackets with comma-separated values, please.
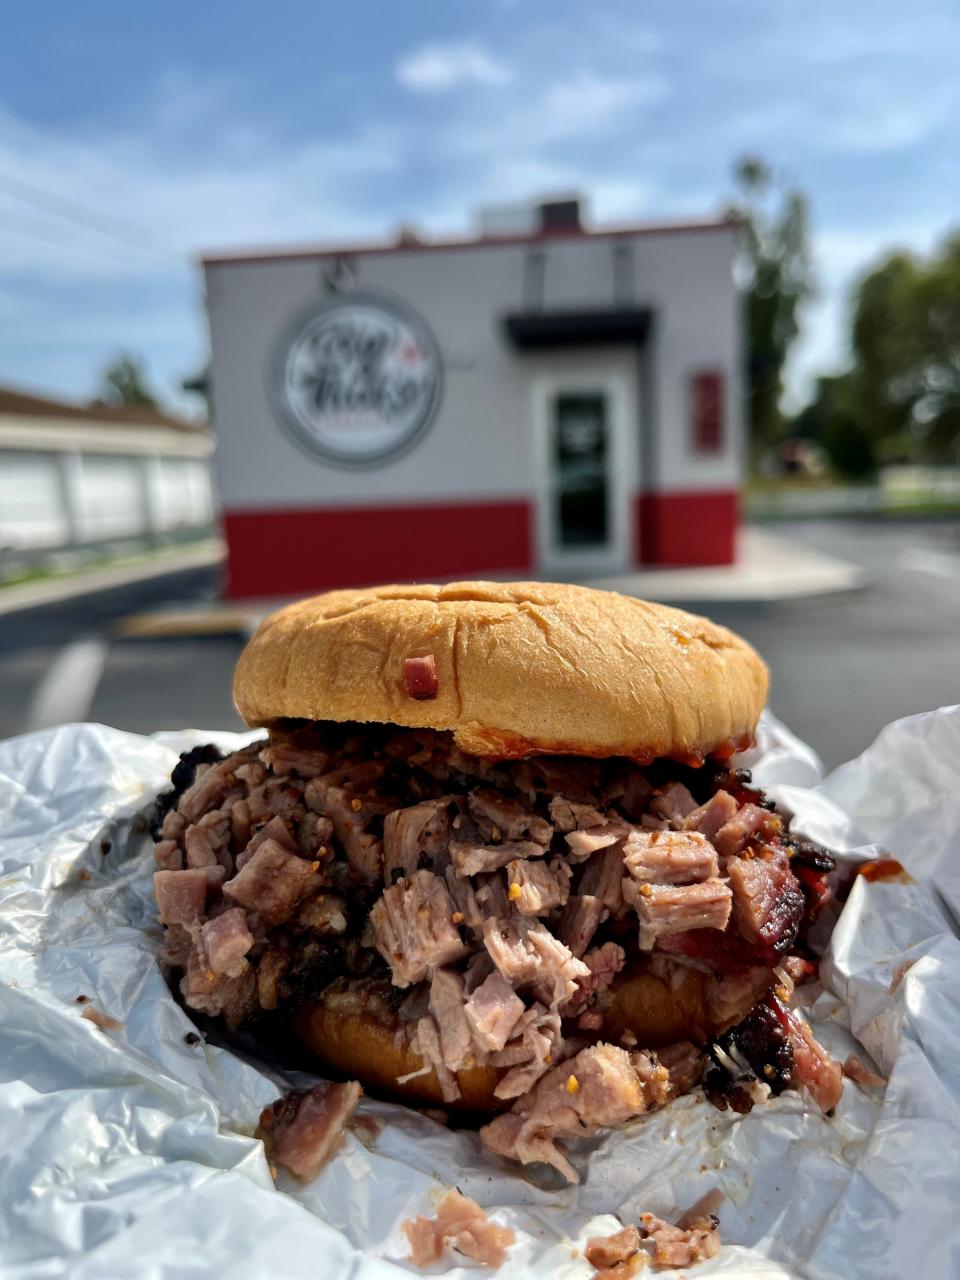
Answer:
[827, 80, 958, 154]
[454, 70, 669, 156]
[395, 41, 511, 92]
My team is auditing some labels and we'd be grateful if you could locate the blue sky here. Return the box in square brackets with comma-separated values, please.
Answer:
[1, 0, 958, 414]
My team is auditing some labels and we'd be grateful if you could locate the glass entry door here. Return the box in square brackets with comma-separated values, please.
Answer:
[552, 391, 610, 550]
[534, 372, 631, 574]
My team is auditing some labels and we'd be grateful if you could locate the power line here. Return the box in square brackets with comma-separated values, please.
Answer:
[0, 170, 185, 263]
[0, 208, 189, 272]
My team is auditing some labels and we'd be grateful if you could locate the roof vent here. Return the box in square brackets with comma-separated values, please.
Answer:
[537, 197, 583, 234]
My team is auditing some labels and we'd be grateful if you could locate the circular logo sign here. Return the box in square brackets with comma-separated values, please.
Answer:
[270, 293, 443, 466]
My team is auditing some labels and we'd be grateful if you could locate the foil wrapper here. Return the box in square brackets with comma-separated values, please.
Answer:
[1, 709, 959, 1278]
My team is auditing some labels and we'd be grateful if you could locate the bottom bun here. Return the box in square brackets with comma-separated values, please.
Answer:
[293, 962, 741, 1112]
[293, 1002, 504, 1110]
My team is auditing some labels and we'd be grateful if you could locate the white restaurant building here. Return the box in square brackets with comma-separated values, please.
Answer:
[202, 199, 744, 599]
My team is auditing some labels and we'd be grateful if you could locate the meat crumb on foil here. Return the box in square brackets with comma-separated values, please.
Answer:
[403, 1189, 515, 1269]
[150, 723, 842, 1182]
[257, 1081, 362, 1182]
[586, 1197, 723, 1275]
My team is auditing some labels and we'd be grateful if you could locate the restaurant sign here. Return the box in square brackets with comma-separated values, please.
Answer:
[270, 293, 443, 466]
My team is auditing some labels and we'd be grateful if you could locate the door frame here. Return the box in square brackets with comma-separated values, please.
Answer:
[531, 366, 634, 576]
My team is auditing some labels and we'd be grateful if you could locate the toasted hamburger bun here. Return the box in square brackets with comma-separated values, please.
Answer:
[234, 581, 767, 763]
[293, 1002, 503, 1111]
[292, 963, 752, 1112]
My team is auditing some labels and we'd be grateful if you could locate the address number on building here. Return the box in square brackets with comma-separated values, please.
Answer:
[270, 294, 443, 466]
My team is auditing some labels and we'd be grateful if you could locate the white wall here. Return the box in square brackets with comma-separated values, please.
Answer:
[205, 224, 742, 513]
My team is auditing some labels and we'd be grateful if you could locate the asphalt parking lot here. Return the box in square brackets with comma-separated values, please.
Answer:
[2, 518, 960, 772]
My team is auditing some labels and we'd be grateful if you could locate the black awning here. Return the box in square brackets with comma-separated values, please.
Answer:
[502, 307, 652, 350]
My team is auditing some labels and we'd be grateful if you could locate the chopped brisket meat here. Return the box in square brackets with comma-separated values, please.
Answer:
[650, 782, 698, 826]
[383, 799, 451, 881]
[548, 794, 608, 833]
[565, 825, 625, 859]
[443, 865, 485, 934]
[622, 829, 718, 886]
[177, 754, 242, 823]
[200, 907, 253, 977]
[706, 994, 793, 1111]
[409, 1015, 460, 1102]
[297, 894, 348, 935]
[180, 949, 257, 1028]
[320, 785, 387, 883]
[481, 1043, 674, 1183]
[258, 1081, 361, 1181]
[776, 999, 843, 1112]
[260, 739, 329, 779]
[222, 839, 319, 925]
[627, 879, 732, 951]
[154, 868, 207, 926]
[236, 814, 298, 870]
[561, 941, 626, 1016]
[490, 1001, 561, 1097]
[403, 1189, 515, 1269]
[578, 845, 626, 914]
[727, 852, 804, 953]
[370, 870, 467, 987]
[483, 917, 589, 1006]
[682, 788, 738, 839]
[429, 968, 473, 1072]
[184, 822, 220, 870]
[153, 839, 182, 871]
[469, 788, 553, 844]
[149, 742, 226, 838]
[706, 967, 775, 1034]
[505, 855, 572, 914]
[152, 724, 839, 1173]
[464, 970, 525, 1053]
[557, 894, 605, 957]
[449, 833, 546, 877]
[712, 802, 779, 858]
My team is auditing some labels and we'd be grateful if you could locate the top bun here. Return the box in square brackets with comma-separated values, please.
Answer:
[233, 581, 768, 762]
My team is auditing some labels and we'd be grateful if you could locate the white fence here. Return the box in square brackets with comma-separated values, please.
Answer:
[0, 447, 216, 558]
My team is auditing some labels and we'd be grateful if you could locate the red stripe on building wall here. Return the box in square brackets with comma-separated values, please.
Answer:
[222, 500, 534, 598]
[634, 490, 738, 567]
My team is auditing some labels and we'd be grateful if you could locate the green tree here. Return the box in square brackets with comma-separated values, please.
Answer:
[851, 233, 960, 462]
[97, 353, 158, 409]
[729, 157, 815, 463]
[794, 374, 876, 478]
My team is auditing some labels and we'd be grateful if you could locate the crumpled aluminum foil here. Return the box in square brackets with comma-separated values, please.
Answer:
[1, 709, 959, 1279]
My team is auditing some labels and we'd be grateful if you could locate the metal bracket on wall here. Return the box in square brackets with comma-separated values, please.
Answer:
[612, 241, 634, 307]
[523, 248, 546, 312]
[320, 253, 358, 293]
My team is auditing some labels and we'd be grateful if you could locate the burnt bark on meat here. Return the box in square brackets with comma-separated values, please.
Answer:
[149, 743, 227, 838]
[704, 994, 794, 1112]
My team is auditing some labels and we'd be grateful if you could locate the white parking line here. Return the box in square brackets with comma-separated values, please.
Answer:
[24, 636, 109, 732]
